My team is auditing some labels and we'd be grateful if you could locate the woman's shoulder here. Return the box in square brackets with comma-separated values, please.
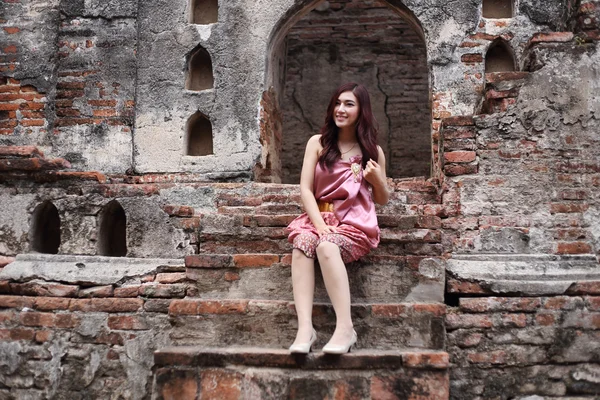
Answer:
[306, 134, 323, 150]
[308, 134, 322, 144]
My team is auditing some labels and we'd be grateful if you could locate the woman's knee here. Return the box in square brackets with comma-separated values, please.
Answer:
[292, 248, 312, 263]
[316, 241, 341, 262]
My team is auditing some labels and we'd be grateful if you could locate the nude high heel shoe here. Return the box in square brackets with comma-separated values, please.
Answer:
[322, 330, 357, 354]
[289, 329, 317, 354]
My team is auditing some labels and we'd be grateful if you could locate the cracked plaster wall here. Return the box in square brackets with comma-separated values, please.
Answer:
[2, 0, 576, 177]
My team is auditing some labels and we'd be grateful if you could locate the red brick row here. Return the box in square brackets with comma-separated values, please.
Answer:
[0, 295, 143, 313]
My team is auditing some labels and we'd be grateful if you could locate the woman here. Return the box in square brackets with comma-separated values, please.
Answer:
[286, 82, 390, 354]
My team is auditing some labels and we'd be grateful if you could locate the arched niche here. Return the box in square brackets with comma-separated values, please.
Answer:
[482, 0, 514, 19]
[185, 46, 214, 91]
[189, 0, 218, 24]
[185, 112, 213, 156]
[485, 40, 516, 73]
[266, 0, 431, 183]
[29, 201, 61, 254]
[98, 200, 127, 257]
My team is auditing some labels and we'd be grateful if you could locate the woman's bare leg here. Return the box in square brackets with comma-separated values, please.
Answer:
[291, 249, 316, 345]
[316, 241, 354, 346]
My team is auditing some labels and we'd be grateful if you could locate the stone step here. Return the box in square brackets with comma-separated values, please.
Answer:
[202, 213, 442, 230]
[198, 213, 443, 256]
[167, 299, 445, 350]
[185, 254, 444, 303]
[152, 347, 449, 400]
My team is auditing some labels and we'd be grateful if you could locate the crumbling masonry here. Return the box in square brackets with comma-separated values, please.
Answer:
[0, 0, 599, 398]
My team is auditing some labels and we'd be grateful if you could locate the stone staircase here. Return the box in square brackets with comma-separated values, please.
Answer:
[151, 181, 450, 399]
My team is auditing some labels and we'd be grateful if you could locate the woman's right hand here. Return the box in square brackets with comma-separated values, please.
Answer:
[316, 224, 337, 236]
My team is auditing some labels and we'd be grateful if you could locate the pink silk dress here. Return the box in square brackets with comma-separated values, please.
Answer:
[286, 154, 380, 263]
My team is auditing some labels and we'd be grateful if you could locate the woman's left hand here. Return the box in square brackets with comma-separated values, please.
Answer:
[363, 159, 384, 187]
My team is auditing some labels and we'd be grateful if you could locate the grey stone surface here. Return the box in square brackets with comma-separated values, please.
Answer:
[448, 254, 600, 295]
[0, 254, 182, 285]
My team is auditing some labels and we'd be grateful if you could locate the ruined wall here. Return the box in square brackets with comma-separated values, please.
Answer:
[447, 296, 600, 399]
[281, 0, 430, 183]
[2, 1, 600, 399]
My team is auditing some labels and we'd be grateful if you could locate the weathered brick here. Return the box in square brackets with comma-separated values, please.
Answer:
[556, 242, 592, 254]
[232, 254, 279, 268]
[162, 205, 195, 217]
[550, 203, 589, 214]
[446, 313, 493, 329]
[78, 285, 114, 298]
[34, 330, 53, 343]
[95, 331, 125, 346]
[402, 352, 449, 369]
[113, 286, 141, 298]
[69, 298, 143, 313]
[200, 369, 242, 400]
[0, 328, 35, 341]
[460, 297, 542, 313]
[155, 273, 187, 284]
[139, 284, 186, 298]
[371, 304, 407, 317]
[168, 300, 198, 315]
[0, 295, 35, 309]
[157, 369, 199, 400]
[543, 296, 584, 310]
[445, 164, 478, 176]
[185, 255, 232, 268]
[535, 312, 557, 326]
[107, 315, 148, 330]
[32, 297, 70, 311]
[55, 313, 79, 329]
[20, 312, 55, 327]
[444, 151, 477, 163]
[461, 53, 484, 63]
[496, 313, 528, 328]
[530, 32, 574, 43]
[585, 296, 600, 311]
[144, 299, 172, 313]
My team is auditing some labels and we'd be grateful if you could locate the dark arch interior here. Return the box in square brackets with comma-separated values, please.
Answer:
[482, 0, 513, 18]
[278, 0, 431, 183]
[485, 41, 515, 73]
[30, 201, 61, 254]
[186, 112, 213, 156]
[186, 47, 214, 91]
[190, 0, 218, 24]
[98, 200, 127, 257]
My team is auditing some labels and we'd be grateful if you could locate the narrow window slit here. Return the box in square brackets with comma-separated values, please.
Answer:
[186, 112, 213, 156]
[30, 201, 61, 254]
[186, 46, 214, 91]
[98, 200, 127, 257]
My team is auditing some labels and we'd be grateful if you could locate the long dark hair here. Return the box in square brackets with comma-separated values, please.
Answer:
[318, 83, 379, 170]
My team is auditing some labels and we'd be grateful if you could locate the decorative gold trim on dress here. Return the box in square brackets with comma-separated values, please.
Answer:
[351, 162, 361, 182]
[317, 200, 334, 212]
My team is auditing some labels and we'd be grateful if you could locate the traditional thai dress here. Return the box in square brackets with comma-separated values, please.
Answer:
[286, 154, 380, 263]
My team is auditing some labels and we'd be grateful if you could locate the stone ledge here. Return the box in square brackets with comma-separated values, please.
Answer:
[0, 254, 183, 286]
[154, 347, 449, 370]
[447, 254, 600, 296]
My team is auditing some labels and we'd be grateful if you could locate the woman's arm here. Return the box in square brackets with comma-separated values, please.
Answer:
[299, 135, 337, 235]
[364, 146, 390, 205]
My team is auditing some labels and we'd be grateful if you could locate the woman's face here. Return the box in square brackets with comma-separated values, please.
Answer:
[334, 91, 360, 130]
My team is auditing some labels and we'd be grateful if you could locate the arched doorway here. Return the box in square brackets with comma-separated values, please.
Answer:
[266, 0, 430, 184]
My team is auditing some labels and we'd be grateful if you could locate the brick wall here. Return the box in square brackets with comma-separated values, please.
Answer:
[281, 0, 430, 183]
[447, 294, 600, 398]
[0, 275, 185, 398]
